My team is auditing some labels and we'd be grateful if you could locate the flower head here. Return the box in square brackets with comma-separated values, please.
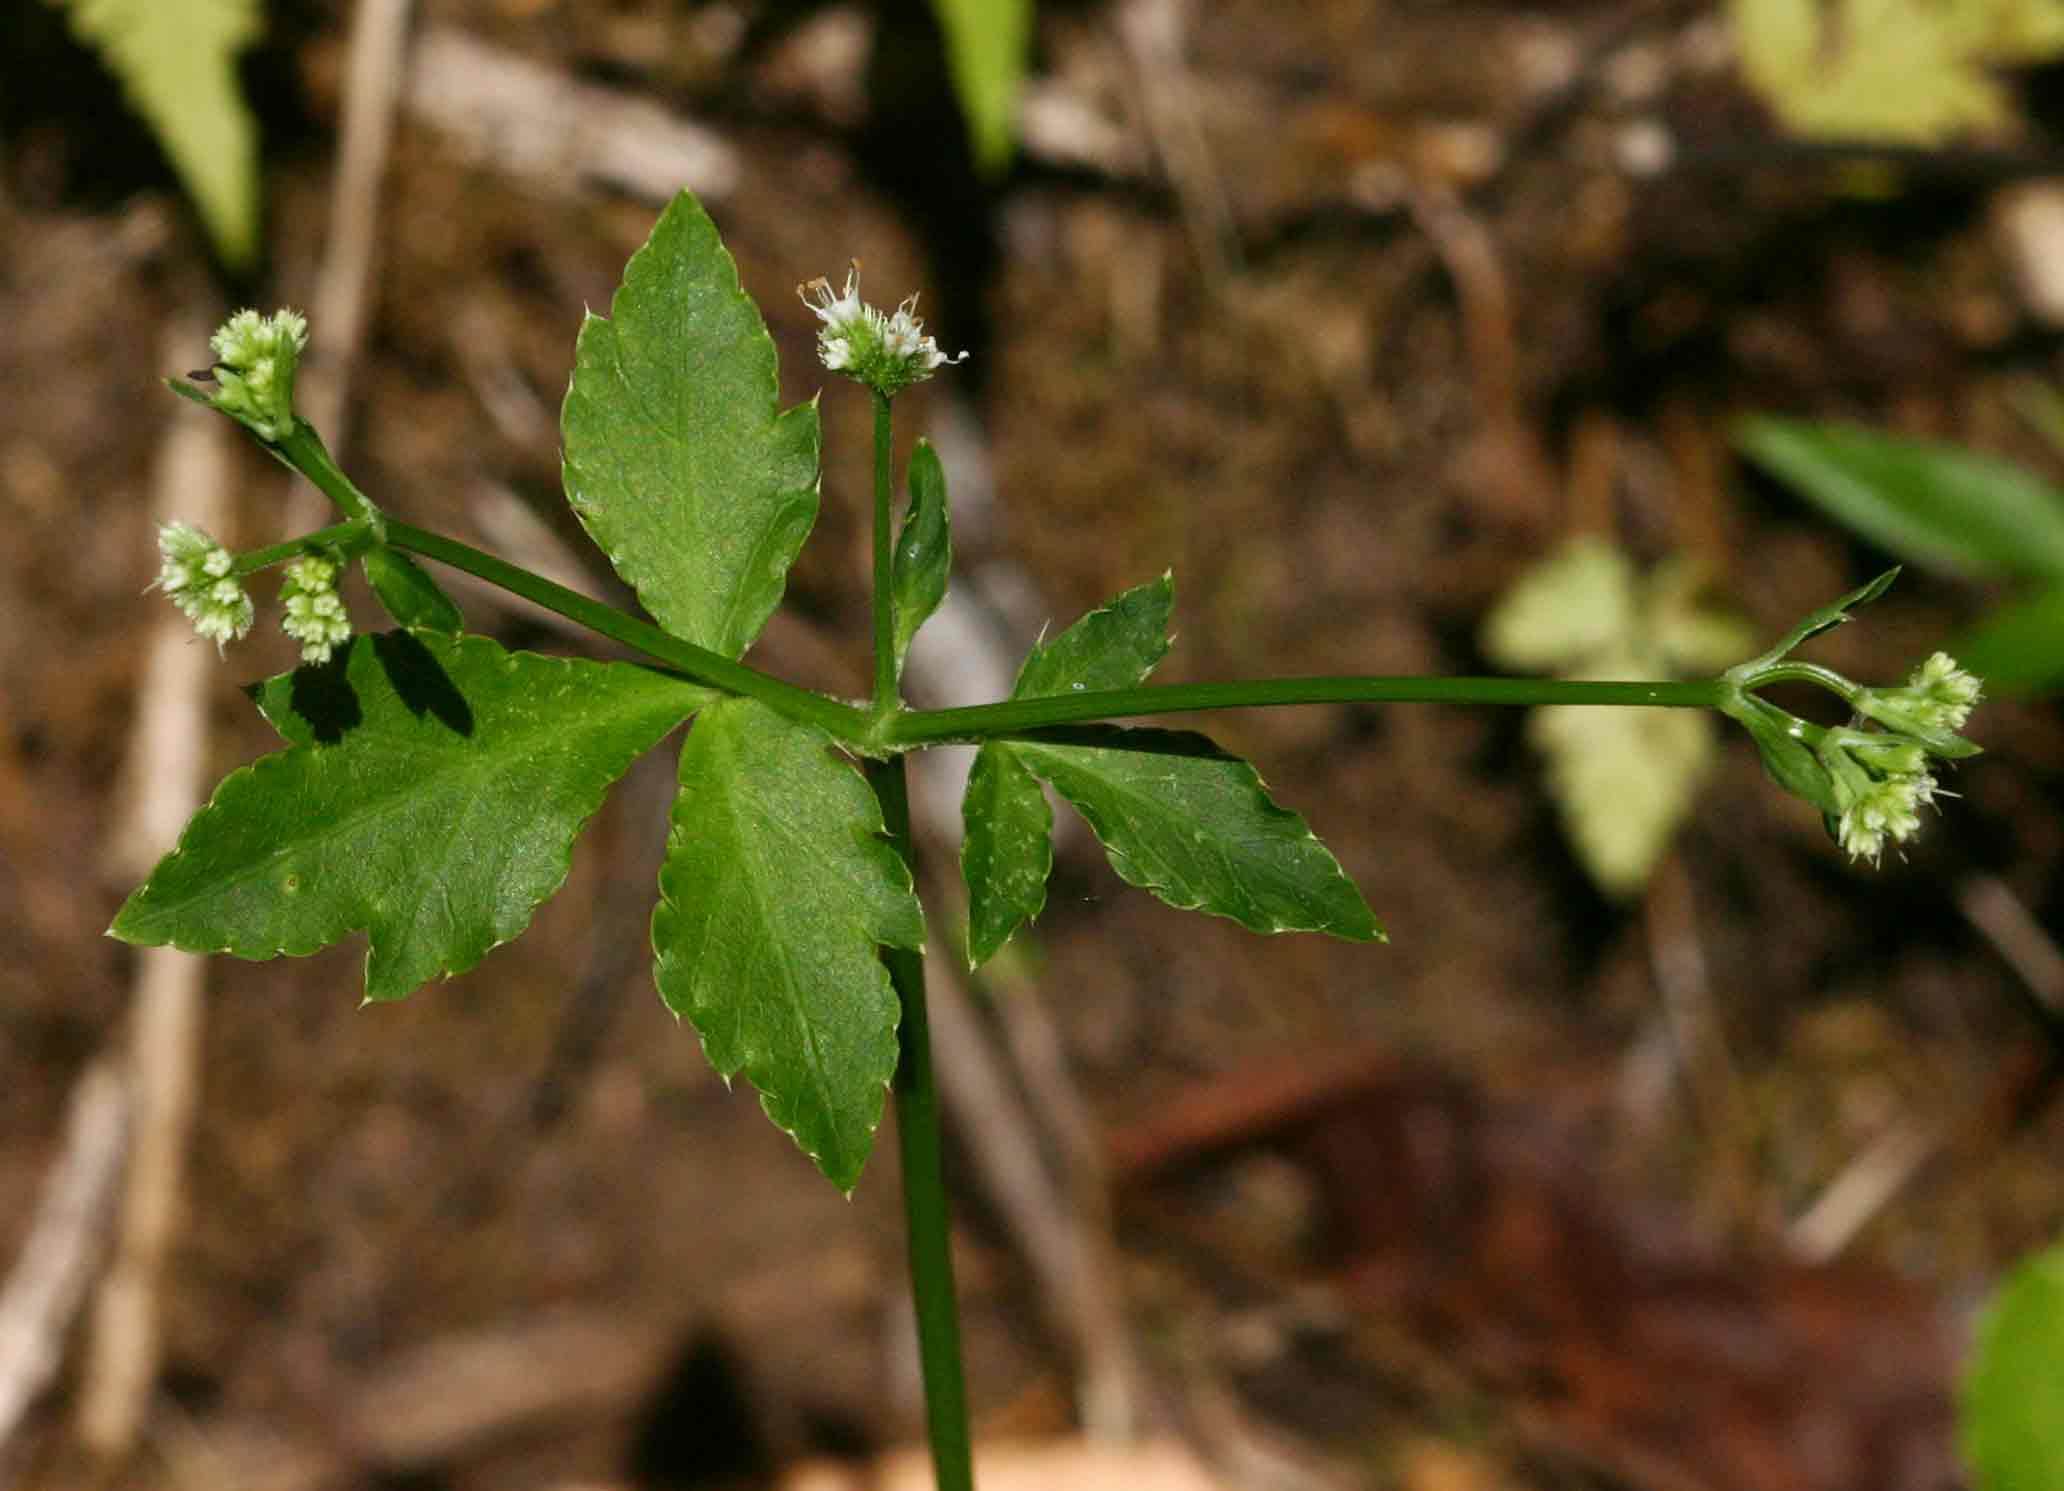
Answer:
[1819, 728, 1942, 867]
[799, 263, 966, 398]
[153, 521, 253, 652]
[1853, 649, 1984, 743]
[191, 308, 310, 442]
[279, 552, 352, 665]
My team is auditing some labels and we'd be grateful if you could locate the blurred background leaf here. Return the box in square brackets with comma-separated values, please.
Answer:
[1484, 542, 1755, 901]
[1733, 0, 2064, 144]
[1738, 416, 2064, 691]
[55, 0, 263, 269]
[1963, 1239, 2064, 1491]
[928, 0, 1032, 176]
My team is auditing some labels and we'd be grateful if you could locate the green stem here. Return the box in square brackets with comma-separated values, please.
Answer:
[1735, 660, 1860, 702]
[269, 425, 871, 740]
[872, 389, 898, 714]
[884, 675, 1729, 747]
[383, 520, 870, 741]
[232, 520, 367, 574]
[866, 757, 975, 1491]
[277, 421, 384, 538]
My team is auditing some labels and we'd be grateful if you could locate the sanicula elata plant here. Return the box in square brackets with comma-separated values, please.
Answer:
[119, 192, 1983, 1491]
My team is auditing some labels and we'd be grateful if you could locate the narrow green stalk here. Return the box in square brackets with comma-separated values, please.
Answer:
[232, 520, 366, 574]
[277, 421, 384, 538]
[866, 756, 975, 1491]
[872, 389, 899, 714]
[884, 675, 1729, 747]
[268, 421, 874, 741]
[1734, 660, 1859, 702]
[383, 521, 870, 741]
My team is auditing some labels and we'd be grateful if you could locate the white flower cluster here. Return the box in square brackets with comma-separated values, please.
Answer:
[155, 521, 254, 652]
[1857, 650, 1984, 738]
[1820, 654, 1982, 866]
[205, 308, 310, 442]
[799, 264, 966, 398]
[279, 553, 352, 665]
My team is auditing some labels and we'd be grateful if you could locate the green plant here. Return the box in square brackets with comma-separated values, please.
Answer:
[118, 192, 1984, 1490]
[1738, 412, 2064, 692]
[1963, 1237, 2064, 1490]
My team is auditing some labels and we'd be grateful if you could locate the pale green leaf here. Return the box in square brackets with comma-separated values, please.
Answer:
[1647, 556, 1761, 674]
[61, 0, 263, 267]
[1487, 541, 1745, 898]
[1962, 1241, 2064, 1491]
[653, 697, 924, 1192]
[1480, 538, 1639, 674]
[112, 633, 707, 1001]
[1528, 656, 1717, 900]
[929, 0, 1033, 175]
[1733, 0, 2064, 145]
[1013, 728, 1382, 941]
[562, 190, 821, 661]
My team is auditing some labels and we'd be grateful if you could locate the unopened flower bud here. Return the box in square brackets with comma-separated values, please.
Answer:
[279, 552, 352, 665]
[197, 308, 310, 442]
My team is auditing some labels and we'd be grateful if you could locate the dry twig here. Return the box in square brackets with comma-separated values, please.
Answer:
[0, 1065, 128, 1475]
[77, 312, 233, 1463]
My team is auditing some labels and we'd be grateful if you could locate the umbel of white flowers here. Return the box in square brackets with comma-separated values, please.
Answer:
[799, 263, 967, 398]
[153, 521, 253, 652]
[1821, 651, 1983, 866]
[278, 552, 352, 665]
[199, 308, 309, 443]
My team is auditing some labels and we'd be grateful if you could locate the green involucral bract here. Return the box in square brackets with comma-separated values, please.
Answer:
[562, 190, 822, 662]
[960, 574, 1381, 965]
[652, 697, 926, 1193]
[112, 632, 711, 1002]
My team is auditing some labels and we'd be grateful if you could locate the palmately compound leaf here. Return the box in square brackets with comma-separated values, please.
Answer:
[562, 190, 821, 661]
[1962, 1241, 2064, 1491]
[112, 632, 708, 1002]
[653, 697, 924, 1192]
[60, 0, 263, 268]
[961, 573, 1379, 961]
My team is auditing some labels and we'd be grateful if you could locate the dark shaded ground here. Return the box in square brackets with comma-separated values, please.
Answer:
[4, 3, 2064, 1488]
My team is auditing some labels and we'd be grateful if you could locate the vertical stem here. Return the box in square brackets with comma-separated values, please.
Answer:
[871, 388, 899, 714]
[868, 756, 975, 1491]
